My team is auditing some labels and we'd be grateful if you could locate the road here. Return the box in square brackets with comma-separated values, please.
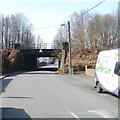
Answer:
[0, 65, 119, 119]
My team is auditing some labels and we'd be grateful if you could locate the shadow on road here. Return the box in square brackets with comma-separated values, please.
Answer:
[32, 67, 58, 72]
[101, 91, 119, 98]
[1, 107, 31, 119]
[22, 67, 58, 75]
[0, 79, 13, 94]
[3, 96, 33, 99]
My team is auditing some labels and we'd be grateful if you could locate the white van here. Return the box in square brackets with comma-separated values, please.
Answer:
[94, 49, 120, 96]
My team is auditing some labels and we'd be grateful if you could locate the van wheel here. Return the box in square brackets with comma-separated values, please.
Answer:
[96, 82, 102, 93]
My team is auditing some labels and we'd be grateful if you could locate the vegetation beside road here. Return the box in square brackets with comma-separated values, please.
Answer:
[54, 9, 118, 74]
[58, 47, 118, 74]
[1, 49, 24, 74]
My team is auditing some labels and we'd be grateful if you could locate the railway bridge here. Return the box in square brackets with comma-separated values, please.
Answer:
[20, 48, 61, 70]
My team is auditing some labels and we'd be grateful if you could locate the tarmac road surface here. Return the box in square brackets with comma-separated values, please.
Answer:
[0, 66, 119, 119]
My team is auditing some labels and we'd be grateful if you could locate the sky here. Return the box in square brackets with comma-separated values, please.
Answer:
[0, 0, 119, 43]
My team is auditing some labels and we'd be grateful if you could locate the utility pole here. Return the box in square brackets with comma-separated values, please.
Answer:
[68, 21, 73, 74]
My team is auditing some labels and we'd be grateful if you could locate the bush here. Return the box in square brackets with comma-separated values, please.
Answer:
[62, 42, 69, 51]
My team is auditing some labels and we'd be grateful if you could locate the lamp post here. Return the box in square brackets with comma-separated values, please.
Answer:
[61, 21, 73, 74]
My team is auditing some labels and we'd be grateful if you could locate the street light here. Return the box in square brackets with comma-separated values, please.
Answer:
[61, 21, 73, 75]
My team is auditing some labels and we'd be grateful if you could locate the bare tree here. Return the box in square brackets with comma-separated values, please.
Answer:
[0, 14, 4, 49]
[70, 11, 90, 49]
[88, 13, 117, 49]
[36, 35, 43, 49]
[0, 13, 36, 49]
[54, 10, 118, 50]
[53, 24, 68, 49]
[88, 14, 102, 48]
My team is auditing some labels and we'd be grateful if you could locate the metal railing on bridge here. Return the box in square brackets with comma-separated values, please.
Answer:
[20, 43, 61, 50]
[36, 43, 62, 49]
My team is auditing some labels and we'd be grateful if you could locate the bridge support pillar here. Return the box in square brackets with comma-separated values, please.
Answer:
[58, 50, 65, 73]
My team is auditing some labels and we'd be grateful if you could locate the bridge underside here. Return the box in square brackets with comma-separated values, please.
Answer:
[20, 49, 61, 70]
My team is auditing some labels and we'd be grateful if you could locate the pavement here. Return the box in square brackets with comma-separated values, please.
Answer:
[0, 64, 58, 80]
[0, 71, 24, 80]
[0, 74, 10, 80]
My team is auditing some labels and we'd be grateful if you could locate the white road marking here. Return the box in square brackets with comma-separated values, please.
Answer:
[70, 112, 80, 119]
[62, 104, 80, 120]
[88, 110, 115, 118]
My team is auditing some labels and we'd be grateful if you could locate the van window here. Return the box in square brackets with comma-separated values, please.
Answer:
[114, 62, 120, 75]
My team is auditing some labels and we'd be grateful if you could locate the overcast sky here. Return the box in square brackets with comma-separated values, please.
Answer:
[0, 0, 119, 43]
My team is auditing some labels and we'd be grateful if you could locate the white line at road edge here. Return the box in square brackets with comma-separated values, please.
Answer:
[88, 110, 115, 118]
[62, 104, 80, 120]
